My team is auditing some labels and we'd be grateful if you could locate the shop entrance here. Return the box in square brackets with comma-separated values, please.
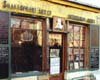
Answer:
[48, 33, 67, 80]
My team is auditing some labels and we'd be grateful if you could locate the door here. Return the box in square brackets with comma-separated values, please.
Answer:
[48, 33, 66, 80]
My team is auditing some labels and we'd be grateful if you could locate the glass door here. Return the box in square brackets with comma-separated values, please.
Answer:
[48, 33, 62, 75]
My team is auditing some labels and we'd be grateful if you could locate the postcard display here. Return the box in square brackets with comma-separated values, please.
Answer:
[0, 12, 9, 79]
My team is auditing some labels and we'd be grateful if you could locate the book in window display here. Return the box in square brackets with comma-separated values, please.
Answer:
[69, 54, 74, 61]
[68, 48, 74, 61]
[80, 49, 84, 60]
[53, 16, 66, 32]
[74, 54, 80, 61]
[69, 62, 74, 70]
[80, 61, 84, 68]
[73, 49, 80, 69]
[74, 62, 79, 69]
[80, 54, 84, 61]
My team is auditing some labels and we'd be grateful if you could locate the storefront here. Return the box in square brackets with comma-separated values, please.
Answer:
[0, 0, 100, 80]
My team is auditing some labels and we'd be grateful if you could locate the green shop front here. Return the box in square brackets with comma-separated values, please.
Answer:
[0, 0, 100, 80]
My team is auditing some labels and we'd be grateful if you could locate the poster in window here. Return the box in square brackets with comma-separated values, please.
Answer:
[74, 62, 79, 69]
[53, 16, 66, 32]
[80, 54, 84, 61]
[20, 30, 33, 42]
[50, 57, 60, 74]
[74, 54, 80, 61]
[50, 49, 60, 58]
[69, 62, 74, 70]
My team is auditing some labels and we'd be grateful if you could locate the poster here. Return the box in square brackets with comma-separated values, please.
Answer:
[74, 62, 79, 69]
[53, 16, 66, 32]
[50, 57, 60, 74]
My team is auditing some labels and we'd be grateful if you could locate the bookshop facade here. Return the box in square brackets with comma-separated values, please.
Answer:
[0, 0, 100, 80]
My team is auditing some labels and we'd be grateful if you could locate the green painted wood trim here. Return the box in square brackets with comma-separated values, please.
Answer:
[0, 79, 8, 80]
[71, 74, 96, 80]
[11, 72, 48, 78]
[8, 12, 11, 80]
[99, 24, 100, 70]
[67, 68, 88, 73]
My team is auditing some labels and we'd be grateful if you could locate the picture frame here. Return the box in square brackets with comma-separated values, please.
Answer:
[53, 16, 66, 32]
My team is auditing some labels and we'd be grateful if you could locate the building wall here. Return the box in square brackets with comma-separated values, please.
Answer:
[0, 0, 99, 24]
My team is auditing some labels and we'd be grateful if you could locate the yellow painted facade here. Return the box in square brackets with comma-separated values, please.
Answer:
[0, 0, 99, 24]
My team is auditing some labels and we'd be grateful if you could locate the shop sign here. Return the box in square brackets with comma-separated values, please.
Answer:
[68, 14, 95, 23]
[87, 19, 95, 23]
[68, 15, 85, 21]
[3, 1, 51, 16]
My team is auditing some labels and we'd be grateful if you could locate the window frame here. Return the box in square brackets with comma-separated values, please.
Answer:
[67, 21, 89, 72]
[10, 15, 48, 77]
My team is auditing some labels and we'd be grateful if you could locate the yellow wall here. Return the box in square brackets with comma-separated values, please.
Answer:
[0, 0, 99, 24]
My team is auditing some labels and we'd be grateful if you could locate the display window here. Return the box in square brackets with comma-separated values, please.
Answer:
[0, 11, 9, 79]
[11, 17, 43, 73]
[67, 24, 88, 70]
